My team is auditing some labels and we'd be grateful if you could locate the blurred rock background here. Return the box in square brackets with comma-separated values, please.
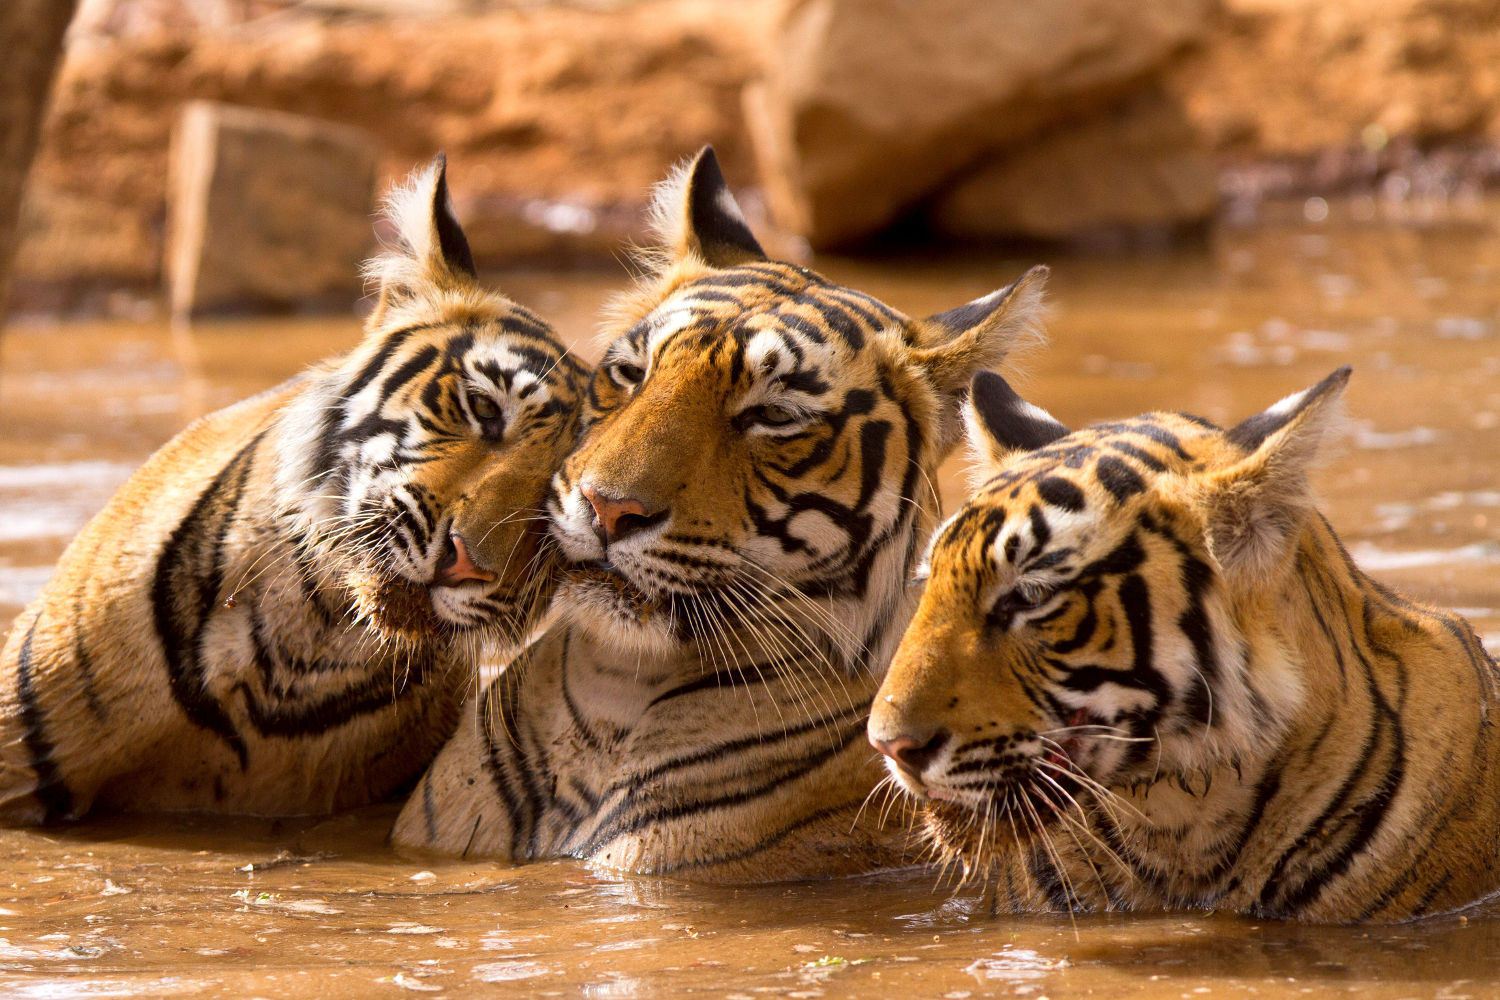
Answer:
[9, 0, 1500, 317]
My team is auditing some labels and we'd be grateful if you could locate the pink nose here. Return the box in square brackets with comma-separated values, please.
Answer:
[581, 485, 661, 545]
[869, 730, 949, 774]
[433, 534, 496, 587]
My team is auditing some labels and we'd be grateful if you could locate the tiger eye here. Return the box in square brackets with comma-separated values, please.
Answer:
[754, 404, 797, 427]
[471, 395, 501, 421]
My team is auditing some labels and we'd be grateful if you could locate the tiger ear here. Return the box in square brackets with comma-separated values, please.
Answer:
[909, 265, 1049, 455]
[647, 145, 766, 269]
[963, 370, 1070, 468]
[366, 153, 478, 323]
[1201, 367, 1351, 580]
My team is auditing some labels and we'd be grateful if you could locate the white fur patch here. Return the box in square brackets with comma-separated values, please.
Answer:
[715, 185, 749, 227]
[362, 159, 446, 297]
[648, 307, 699, 351]
[643, 156, 695, 262]
[551, 480, 605, 564]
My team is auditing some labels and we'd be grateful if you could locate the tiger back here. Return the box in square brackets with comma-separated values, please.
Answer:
[0, 157, 587, 822]
[390, 147, 1049, 881]
[869, 368, 1500, 921]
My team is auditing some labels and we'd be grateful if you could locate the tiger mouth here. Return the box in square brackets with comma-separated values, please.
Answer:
[349, 570, 445, 644]
[564, 561, 661, 621]
[348, 534, 554, 642]
[919, 771, 1082, 861]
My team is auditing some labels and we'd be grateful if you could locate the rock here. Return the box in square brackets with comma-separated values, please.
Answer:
[927, 86, 1218, 243]
[748, 0, 1215, 247]
[165, 101, 377, 317]
[13, 181, 156, 291]
[15, 1, 773, 311]
[22, 0, 1500, 312]
[1167, 0, 1500, 158]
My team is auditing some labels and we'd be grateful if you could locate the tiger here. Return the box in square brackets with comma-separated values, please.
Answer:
[0, 155, 587, 823]
[868, 366, 1500, 921]
[389, 146, 1049, 882]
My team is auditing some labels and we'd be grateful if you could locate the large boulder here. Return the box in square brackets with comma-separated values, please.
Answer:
[165, 101, 377, 317]
[1168, 0, 1500, 156]
[747, 0, 1215, 247]
[927, 85, 1218, 243]
[16, 1, 772, 312]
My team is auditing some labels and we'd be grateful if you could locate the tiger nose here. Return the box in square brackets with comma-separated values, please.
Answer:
[581, 484, 666, 546]
[869, 730, 950, 775]
[432, 533, 497, 588]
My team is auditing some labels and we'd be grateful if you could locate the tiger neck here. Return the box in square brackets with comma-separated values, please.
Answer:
[561, 603, 890, 721]
[1256, 512, 1445, 738]
[1083, 513, 1499, 912]
[1148, 514, 1388, 784]
[221, 485, 455, 674]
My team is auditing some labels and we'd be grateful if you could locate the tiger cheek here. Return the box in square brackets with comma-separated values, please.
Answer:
[879, 594, 984, 730]
[586, 365, 631, 416]
[455, 438, 558, 587]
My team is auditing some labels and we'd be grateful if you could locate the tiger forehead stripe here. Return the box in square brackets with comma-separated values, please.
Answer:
[970, 417, 1219, 523]
[936, 502, 1008, 556]
[660, 263, 902, 352]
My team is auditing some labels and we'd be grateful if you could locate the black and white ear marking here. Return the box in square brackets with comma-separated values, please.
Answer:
[924, 266, 1045, 345]
[365, 153, 482, 322]
[1226, 365, 1351, 453]
[921, 265, 1049, 349]
[967, 371, 1070, 456]
[687, 147, 765, 266]
[652, 145, 766, 269]
[908, 265, 1049, 458]
[972, 373, 1068, 452]
[1205, 366, 1352, 579]
[430, 153, 477, 279]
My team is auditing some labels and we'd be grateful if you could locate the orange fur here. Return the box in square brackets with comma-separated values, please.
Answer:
[0, 158, 586, 822]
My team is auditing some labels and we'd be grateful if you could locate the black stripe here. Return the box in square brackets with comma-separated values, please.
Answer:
[646, 659, 778, 709]
[611, 701, 867, 790]
[1107, 440, 1168, 473]
[15, 618, 75, 822]
[68, 593, 107, 722]
[580, 717, 868, 851]
[1036, 477, 1085, 512]
[150, 433, 267, 769]
[480, 667, 541, 859]
[1253, 563, 1408, 917]
[799, 295, 867, 350]
[1095, 455, 1146, 503]
[665, 802, 860, 872]
[239, 628, 435, 736]
[559, 632, 610, 754]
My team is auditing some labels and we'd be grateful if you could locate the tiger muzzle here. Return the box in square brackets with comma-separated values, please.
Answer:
[431, 534, 496, 588]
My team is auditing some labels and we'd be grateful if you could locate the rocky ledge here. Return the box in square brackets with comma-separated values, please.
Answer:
[16, 0, 1500, 313]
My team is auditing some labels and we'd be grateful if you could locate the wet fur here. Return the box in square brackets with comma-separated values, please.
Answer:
[0, 158, 586, 822]
[392, 148, 1049, 881]
[871, 369, 1500, 921]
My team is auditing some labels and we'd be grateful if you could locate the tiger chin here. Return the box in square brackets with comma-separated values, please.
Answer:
[870, 367, 1500, 922]
[0, 156, 586, 824]
[390, 146, 1050, 882]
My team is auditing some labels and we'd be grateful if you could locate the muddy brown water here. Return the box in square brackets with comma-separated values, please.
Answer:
[2, 204, 1500, 998]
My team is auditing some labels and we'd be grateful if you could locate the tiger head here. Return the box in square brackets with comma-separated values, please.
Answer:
[869, 368, 1350, 865]
[549, 147, 1047, 668]
[274, 156, 587, 645]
